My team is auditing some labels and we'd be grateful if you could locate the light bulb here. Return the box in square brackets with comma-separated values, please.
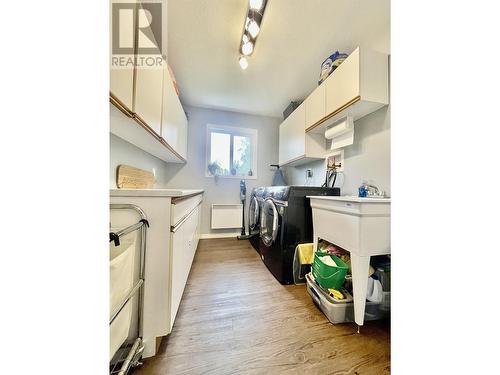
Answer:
[239, 56, 249, 70]
[249, 0, 264, 11]
[242, 34, 249, 44]
[246, 19, 260, 38]
[241, 41, 253, 56]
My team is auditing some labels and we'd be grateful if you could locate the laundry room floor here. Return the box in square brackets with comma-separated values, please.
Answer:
[132, 238, 390, 375]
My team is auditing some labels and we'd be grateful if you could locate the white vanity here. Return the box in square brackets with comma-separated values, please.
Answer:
[110, 188, 203, 358]
[308, 195, 390, 327]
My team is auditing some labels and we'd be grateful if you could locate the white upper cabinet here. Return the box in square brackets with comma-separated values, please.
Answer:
[279, 103, 305, 165]
[305, 82, 326, 130]
[133, 2, 164, 136]
[110, 0, 187, 163]
[109, 0, 137, 112]
[134, 50, 164, 136]
[325, 48, 360, 116]
[279, 47, 387, 165]
[161, 66, 188, 161]
[306, 47, 389, 134]
[279, 103, 325, 166]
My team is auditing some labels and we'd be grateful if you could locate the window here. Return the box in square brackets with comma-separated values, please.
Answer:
[206, 124, 258, 179]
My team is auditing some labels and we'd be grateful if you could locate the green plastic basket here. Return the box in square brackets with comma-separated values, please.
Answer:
[312, 252, 349, 289]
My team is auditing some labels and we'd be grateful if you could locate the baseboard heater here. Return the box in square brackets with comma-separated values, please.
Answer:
[211, 204, 243, 229]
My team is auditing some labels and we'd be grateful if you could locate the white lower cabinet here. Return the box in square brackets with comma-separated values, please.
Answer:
[169, 202, 201, 329]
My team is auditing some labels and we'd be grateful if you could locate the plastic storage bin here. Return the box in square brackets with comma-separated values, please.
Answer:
[312, 252, 348, 289]
[293, 243, 314, 285]
[306, 273, 389, 324]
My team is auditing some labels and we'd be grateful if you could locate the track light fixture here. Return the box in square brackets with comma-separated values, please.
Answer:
[238, 0, 268, 69]
[249, 0, 264, 11]
[241, 41, 254, 56]
[239, 56, 249, 70]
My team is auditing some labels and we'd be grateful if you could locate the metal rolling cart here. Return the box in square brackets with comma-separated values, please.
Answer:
[109, 204, 149, 375]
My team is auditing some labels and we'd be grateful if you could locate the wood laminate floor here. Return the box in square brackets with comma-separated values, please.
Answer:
[133, 238, 390, 375]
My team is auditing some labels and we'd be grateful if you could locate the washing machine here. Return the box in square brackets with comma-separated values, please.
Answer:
[248, 186, 266, 252]
[259, 186, 340, 284]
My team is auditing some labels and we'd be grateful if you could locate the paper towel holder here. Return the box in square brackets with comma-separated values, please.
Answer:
[324, 115, 354, 139]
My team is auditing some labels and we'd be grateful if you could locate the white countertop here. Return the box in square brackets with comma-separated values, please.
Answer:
[307, 195, 390, 203]
[110, 188, 204, 197]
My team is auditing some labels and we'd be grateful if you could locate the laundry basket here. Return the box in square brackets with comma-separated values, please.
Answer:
[312, 252, 348, 289]
[293, 243, 314, 284]
[109, 233, 137, 361]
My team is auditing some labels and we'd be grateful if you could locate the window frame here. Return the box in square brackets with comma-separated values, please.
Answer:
[205, 124, 258, 179]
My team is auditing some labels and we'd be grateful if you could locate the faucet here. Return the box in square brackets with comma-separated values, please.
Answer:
[365, 183, 385, 198]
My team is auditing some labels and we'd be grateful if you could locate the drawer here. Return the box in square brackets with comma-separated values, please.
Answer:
[171, 193, 203, 227]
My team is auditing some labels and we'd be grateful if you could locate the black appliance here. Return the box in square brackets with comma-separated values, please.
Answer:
[248, 186, 266, 252]
[259, 186, 340, 284]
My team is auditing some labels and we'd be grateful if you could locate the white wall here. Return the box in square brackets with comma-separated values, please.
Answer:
[282, 105, 391, 196]
[110, 133, 175, 188]
[163, 105, 281, 235]
[110, 105, 281, 235]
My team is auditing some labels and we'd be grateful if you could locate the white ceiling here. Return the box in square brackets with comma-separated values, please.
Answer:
[167, 0, 390, 118]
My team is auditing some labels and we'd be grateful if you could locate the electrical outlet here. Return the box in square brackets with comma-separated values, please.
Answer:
[306, 169, 313, 178]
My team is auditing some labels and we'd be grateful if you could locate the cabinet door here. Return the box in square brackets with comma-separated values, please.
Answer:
[170, 206, 200, 328]
[186, 206, 198, 264]
[134, 55, 163, 135]
[161, 66, 188, 160]
[278, 117, 290, 165]
[109, 0, 136, 111]
[279, 104, 305, 165]
[170, 223, 185, 327]
[325, 47, 360, 115]
[305, 83, 326, 130]
[134, 2, 164, 136]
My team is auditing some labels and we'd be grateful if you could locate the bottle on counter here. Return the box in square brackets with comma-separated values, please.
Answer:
[358, 183, 368, 197]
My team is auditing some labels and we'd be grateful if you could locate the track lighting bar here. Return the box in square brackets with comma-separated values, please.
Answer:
[238, 0, 268, 69]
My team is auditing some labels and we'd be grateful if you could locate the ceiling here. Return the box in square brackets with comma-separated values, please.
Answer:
[167, 0, 390, 118]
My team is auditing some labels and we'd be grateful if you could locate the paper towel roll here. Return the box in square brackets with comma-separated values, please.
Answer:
[324, 116, 353, 139]
[325, 116, 354, 150]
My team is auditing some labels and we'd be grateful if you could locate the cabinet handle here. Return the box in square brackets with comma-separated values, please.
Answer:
[171, 203, 201, 233]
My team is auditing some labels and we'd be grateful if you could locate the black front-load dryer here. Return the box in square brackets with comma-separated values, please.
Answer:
[259, 186, 340, 284]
